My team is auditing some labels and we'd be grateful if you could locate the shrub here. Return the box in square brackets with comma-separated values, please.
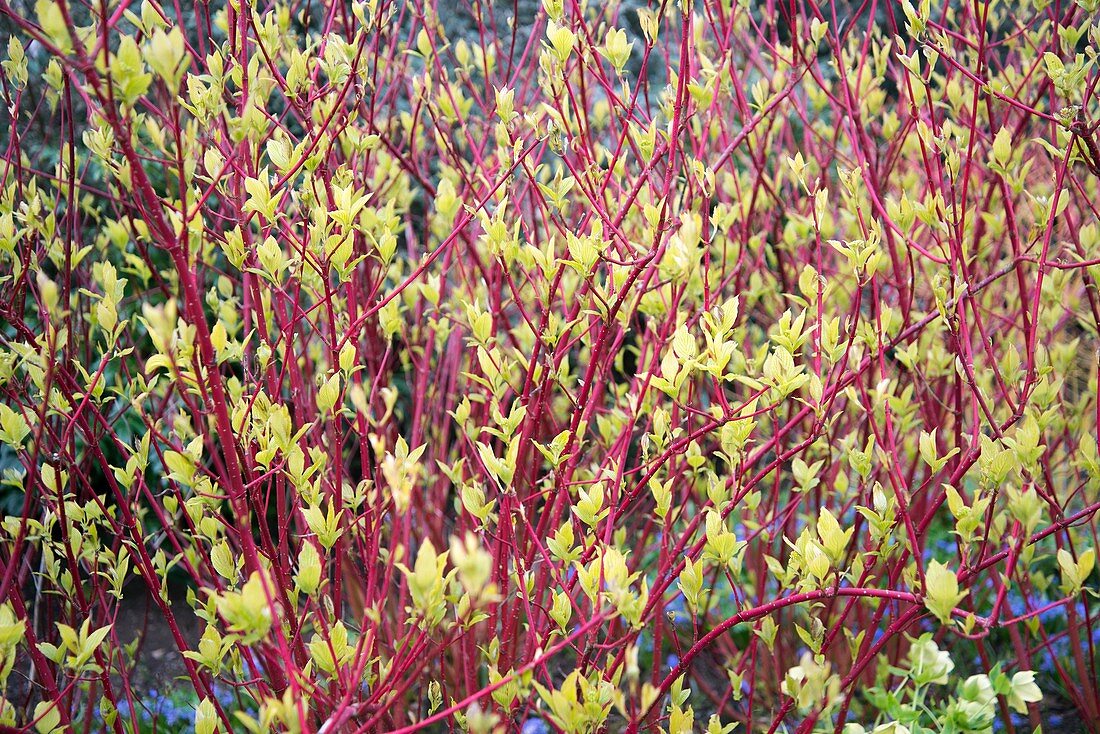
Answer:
[0, 0, 1098, 731]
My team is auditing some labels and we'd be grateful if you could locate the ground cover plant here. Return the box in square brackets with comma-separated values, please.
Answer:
[0, 0, 1098, 730]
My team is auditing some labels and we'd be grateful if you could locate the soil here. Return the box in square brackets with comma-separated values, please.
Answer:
[112, 579, 203, 691]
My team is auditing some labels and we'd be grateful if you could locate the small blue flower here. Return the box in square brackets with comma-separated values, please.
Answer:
[1048, 636, 1071, 661]
[214, 685, 235, 707]
[1037, 602, 1063, 624]
[163, 698, 190, 727]
[521, 717, 550, 734]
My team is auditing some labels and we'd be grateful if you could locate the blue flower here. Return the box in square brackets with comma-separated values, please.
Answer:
[521, 717, 550, 734]
[214, 684, 236, 708]
[1037, 602, 1063, 624]
[162, 697, 191, 727]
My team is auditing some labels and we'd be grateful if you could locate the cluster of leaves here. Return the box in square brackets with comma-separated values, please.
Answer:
[0, 0, 1099, 731]
[841, 635, 1042, 734]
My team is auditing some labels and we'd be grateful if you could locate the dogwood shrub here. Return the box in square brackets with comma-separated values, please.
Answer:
[0, 0, 1098, 731]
